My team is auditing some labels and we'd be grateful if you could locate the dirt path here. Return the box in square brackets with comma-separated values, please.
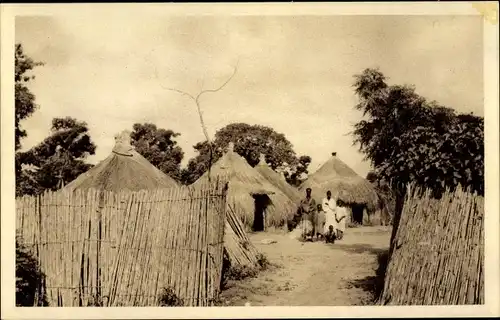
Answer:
[219, 226, 391, 306]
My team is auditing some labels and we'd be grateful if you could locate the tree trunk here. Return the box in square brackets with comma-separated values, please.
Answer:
[388, 187, 405, 257]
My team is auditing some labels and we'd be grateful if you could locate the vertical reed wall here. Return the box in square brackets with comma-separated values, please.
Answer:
[16, 179, 228, 307]
[380, 184, 484, 305]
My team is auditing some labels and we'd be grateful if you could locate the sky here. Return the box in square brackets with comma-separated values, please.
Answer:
[15, 14, 483, 178]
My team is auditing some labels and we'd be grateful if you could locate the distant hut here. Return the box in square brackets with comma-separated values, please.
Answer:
[299, 152, 382, 226]
[254, 154, 302, 204]
[194, 142, 299, 268]
[64, 130, 178, 192]
[193, 143, 297, 231]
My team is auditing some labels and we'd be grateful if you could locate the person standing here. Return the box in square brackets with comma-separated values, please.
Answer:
[315, 203, 326, 240]
[335, 199, 348, 240]
[298, 188, 316, 241]
[322, 190, 337, 243]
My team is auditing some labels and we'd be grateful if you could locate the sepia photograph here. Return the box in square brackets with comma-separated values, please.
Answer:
[1, 2, 499, 319]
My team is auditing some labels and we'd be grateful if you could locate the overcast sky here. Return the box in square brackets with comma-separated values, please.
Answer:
[15, 14, 483, 177]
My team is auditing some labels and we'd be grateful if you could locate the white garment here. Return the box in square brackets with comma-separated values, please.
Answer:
[336, 206, 348, 232]
[322, 197, 337, 213]
[322, 197, 337, 233]
[289, 220, 313, 240]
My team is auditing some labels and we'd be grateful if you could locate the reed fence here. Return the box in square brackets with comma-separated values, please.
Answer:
[379, 184, 484, 305]
[16, 179, 228, 307]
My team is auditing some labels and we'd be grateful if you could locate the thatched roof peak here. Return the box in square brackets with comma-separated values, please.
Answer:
[113, 130, 133, 156]
[332, 152, 337, 157]
[298, 154, 379, 209]
[64, 130, 178, 192]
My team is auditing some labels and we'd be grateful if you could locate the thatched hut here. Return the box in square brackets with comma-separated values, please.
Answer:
[64, 132, 261, 271]
[64, 131, 178, 191]
[299, 152, 382, 226]
[254, 154, 302, 205]
[193, 143, 297, 231]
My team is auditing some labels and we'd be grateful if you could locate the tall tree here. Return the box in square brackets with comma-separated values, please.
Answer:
[16, 117, 96, 196]
[130, 123, 184, 181]
[15, 43, 43, 151]
[351, 68, 483, 197]
[181, 123, 311, 186]
[351, 68, 484, 245]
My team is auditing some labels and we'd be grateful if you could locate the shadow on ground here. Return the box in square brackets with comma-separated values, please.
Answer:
[344, 248, 390, 304]
[331, 242, 388, 256]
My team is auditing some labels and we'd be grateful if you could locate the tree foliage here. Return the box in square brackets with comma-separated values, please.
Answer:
[181, 123, 311, 186]
[352, 68, 484, 198]
[130, 123, 184, 181]
[16, 117, 96, 196]
[15, 43, 44, 151]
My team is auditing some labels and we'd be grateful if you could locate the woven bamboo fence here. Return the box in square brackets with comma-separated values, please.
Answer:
[16, 179, 228, 307]
[379, 184, 484, 305]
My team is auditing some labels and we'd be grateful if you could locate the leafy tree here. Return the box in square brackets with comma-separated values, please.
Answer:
[351, 68, 484, 244]
[130, 123, 184, 181]
[16, 117, 96, 196]
[181, 123, 311, 186]
[352, 68, 483, 197]
[15, 43, 43, 151]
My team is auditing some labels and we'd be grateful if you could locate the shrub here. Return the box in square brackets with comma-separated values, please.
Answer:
[225, 265, 259, 281]
[158, 287, 184, 307]
[256, 253, 270, 270]
[220, 250, 272, 290]
[16, 235, 47, 306]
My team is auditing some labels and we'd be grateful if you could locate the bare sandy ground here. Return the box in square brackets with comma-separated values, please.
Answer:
[219, 226, 392, 306]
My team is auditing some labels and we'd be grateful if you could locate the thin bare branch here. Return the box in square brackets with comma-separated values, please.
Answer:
[153, 67, 196, 101]
[196, 59, 239, 103]
[153, 59, 240, 181]
[162, 87, 196, 101]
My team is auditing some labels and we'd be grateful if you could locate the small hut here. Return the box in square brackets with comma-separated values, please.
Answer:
[255, 154, 302, 204]
[64, 130, 178, 191]
[193, 143, 297, 231]
[299, 152, 382, 226]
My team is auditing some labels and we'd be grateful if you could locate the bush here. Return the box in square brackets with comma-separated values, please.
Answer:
[16, 235, 47, 306]
[256, 253, 270, 270]
[158, 287, 184, 307]
[220, 249, 271, 290]
[225, 265, 259, 281]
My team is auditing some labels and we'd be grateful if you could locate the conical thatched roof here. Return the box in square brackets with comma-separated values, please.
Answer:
[299, 152, 379, 211]
[64, 131, 178, 192]
[193, 143, 297, 227]
[255, 154, 302, 204]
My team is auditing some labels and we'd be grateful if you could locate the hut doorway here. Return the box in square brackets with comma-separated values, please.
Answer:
[252, 194, 270, 232]
[352, 204, 365, 225]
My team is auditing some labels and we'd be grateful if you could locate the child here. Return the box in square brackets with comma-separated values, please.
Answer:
[315, 203, 326, 241]
[325, 224, 336, 244]
[335, 199, 348, 240]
